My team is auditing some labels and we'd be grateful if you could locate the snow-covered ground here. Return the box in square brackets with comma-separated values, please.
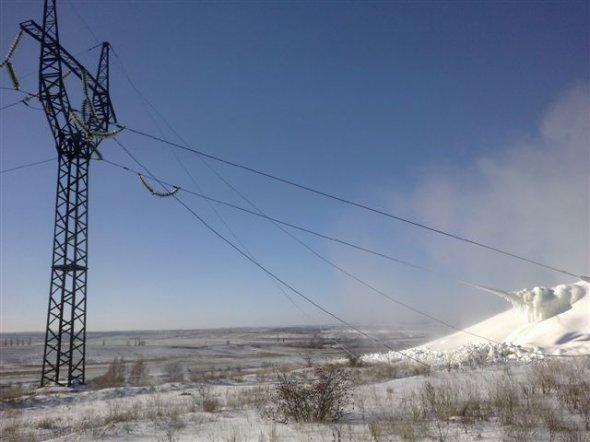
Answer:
[1, 281, 589, 441]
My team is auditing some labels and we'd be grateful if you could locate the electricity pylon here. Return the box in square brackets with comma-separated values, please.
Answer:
[20, 0, 117, 386]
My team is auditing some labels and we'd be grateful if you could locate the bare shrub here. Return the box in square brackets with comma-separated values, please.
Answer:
[226, 385, 270, 410]
[0, 384, 27, 402]
[37, 417, 59, 430]
[502, 411, 541, 442]
[1, 410, 26, 442]
[530, 360, 560, 394]
[555, 358, 590, 430]
[419, 381, 452, 441]
[129, 358, 147, 386]
[165, 362, 185, 383]
[558, 381, 590, 429]
[270, 365, 353, 423]
[194, 385, 220, 413]
[94, 357, 127, 389]
[341, 348, 363, 368]
[104, 400, 137, 425]
[489, 374, 520, 426]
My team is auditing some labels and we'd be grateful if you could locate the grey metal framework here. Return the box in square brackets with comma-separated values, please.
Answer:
[20, 0, 116, 386]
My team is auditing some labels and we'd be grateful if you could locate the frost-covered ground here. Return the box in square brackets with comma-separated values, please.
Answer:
[1, 282, 589, 441]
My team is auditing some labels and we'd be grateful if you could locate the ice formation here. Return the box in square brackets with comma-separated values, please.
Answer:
[362, 342, 545, 369]
[497, 283, 585, 322]
[362, 281, 589, 367]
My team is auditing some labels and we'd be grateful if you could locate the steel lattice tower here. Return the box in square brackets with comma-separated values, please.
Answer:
[20, 0, 116, 386]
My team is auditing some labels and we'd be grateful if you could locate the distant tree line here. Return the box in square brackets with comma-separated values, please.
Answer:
[2, 337, 33, 346]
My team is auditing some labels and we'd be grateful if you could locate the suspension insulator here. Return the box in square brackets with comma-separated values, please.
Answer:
[138, 174, 180, 198]
[5, 62, 19, 90]
[0, 30, 23, 70]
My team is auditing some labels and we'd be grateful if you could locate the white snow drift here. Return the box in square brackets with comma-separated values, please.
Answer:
[364, 280, 589, 367]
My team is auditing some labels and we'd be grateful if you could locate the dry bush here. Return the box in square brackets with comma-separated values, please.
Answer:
[555, 357, 590, 430]
[488, 374, 520, 426]
[104, 401, 138, 425]
[419, 381, 453, 441]
[199, 386, 220, 413]
[165, 362, 185, 383]
[225, 385, 270, 410]
[189, 366, 217, 383]
[270, 365, 354, 423]
[129, 358, 147, 386]
[529, 360, 560, 394]
[37, 417, 59, 430]
[93, 357, 127, 389]
[0, 384, 26, 402]
[354, 361, 430, 385]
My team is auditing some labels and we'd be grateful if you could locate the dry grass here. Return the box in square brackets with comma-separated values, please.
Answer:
[357, 358, 590, 442]
[2, 356, 589, 441]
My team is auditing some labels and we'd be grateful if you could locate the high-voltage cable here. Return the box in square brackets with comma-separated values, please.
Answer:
[0, 157, 56, 174]
[100, 157, 511, 344]
[114, 142, 430, 367]
[121, 126, 586, 282]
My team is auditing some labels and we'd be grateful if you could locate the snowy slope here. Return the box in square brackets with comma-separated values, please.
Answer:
[364, 281, 589, 366]
[428, 281, 589, 354]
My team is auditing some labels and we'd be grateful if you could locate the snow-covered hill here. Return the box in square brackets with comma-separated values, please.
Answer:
[364, 281, 589, 367]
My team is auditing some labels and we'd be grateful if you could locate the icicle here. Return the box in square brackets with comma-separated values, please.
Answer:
[0, 31, 23, 70]
[138, 174, 180, 198]
[6, 62, 19, 90]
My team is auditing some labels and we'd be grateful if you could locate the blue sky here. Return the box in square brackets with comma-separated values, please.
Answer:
[1, 0, 588, 332]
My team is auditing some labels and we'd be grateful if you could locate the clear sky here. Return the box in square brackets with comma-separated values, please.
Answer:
[1, 0, 588, 332]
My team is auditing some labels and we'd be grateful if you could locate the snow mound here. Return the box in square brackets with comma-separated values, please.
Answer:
[364, 281, 589, 368]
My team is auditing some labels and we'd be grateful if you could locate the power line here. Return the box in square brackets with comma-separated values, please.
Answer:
[0, 99, 25, 111]
[107, 52, 313, 319]
[113, 140, 430, 367]
[101, 61, 515, 341]
[68, 1, 101, 45]
[114, 138, 312, 320]
[0, 157, 56, 174]
[83, 13, 577, 281]
[99, 157, 510, 345]
[121, 126, 585, 281]
[0, 86, 36, 95]
[103, 155, 583, 362]
[102, 156, 517, 300]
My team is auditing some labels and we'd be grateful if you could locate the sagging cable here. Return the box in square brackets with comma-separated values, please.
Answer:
[0, 31, 23, 70]
[138, 174, 179, 198]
